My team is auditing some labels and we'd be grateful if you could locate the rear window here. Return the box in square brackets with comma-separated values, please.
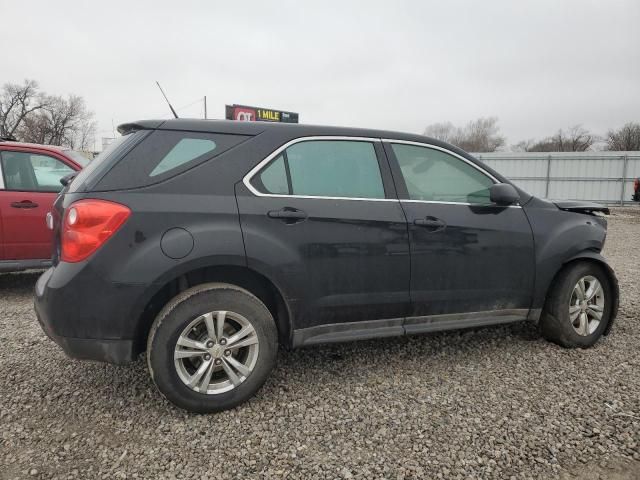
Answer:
[93, 130, 249, 191]
[69, 131, 146, 192]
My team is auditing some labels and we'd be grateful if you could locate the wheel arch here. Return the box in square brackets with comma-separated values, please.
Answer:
[132, 263, 293, 355]
[544, 250, 619, 335]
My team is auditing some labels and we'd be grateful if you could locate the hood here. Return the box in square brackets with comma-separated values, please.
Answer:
[552, 200, 610, 215]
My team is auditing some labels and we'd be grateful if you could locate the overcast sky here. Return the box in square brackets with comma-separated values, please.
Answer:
[2, 0, 639, 149]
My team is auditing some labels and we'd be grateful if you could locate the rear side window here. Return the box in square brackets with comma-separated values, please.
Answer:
[95, 130, 249, 190]
[256, 154, 288, 194]
[150, 138, 216, 176]
[69, 131, 146, 192]
[251, 140, 385, 199]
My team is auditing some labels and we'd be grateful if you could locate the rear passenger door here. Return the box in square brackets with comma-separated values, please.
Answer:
[0, 150, 74, 261]
[236, 137, 410, 339]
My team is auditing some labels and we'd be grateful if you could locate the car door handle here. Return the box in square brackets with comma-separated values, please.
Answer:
[11, 200, 39, 209]
[267, 208, 308, 222]
[414, 216, 446, 231]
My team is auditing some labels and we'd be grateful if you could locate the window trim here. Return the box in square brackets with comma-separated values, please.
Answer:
[243, 136, 397, 202]
[383, 139, 521, 207]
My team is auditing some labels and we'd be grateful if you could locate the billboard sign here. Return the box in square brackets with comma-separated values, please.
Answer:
[225, 104, 299, 123]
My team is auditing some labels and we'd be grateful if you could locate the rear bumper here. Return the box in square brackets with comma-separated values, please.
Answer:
[34, 264, 148, 364]
[35, 316, 136, 364]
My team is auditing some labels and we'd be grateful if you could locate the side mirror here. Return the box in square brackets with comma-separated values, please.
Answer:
[490, 183, 520, 206]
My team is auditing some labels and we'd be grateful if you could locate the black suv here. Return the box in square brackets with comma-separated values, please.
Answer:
[35, 119, 619, 412]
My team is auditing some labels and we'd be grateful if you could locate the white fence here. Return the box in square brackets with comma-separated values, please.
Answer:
[473, 152, 640, 205]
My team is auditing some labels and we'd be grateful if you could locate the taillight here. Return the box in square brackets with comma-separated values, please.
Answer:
[635, 178, 639, 193]
[61, 199, 131, 262]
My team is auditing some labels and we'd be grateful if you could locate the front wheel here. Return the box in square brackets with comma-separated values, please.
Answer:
[147, 283, 278, 413]
[540, 262, 615, 348]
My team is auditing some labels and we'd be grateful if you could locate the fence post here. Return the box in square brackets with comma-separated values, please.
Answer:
[545, 155, 552, 198]
[620, 154, 629, 206]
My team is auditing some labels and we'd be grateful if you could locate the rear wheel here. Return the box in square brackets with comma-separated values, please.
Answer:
[540, 262, 613, 348]
[147, 283, 278, 413]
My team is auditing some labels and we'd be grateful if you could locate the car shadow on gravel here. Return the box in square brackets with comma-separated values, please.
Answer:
[0, 270, 44, 291]
[60, 320, 546, 416]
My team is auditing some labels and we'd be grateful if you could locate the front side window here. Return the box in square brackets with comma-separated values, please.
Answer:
[391, 144, 494, 204]
[0, 151, 74, 192]
[251, 140, 385, 199]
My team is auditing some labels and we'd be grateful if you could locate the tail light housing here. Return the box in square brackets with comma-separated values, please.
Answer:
[61, 199, 131, 262]
[634, 178, 639, 193]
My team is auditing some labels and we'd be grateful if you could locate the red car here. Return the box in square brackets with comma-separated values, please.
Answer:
[0, 139, 88, 272]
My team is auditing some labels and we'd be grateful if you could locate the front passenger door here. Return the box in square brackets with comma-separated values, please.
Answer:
[384, 141, 535, 323]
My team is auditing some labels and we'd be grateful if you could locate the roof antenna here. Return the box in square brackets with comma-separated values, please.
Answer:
[155, 81, 179, 118]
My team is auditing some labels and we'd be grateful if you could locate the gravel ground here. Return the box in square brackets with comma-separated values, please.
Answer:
[1, 209, 639, 480]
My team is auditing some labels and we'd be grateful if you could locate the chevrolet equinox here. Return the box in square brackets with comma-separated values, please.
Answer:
[34, 119, 619, 412]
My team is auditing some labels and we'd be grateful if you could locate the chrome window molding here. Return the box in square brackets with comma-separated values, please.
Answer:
[242, 135, 521, 207]
[401, 199, 522, 208]
[0, 161, 4, 189]
[382, 139, 500, 183]
[242, 136, 395, 202]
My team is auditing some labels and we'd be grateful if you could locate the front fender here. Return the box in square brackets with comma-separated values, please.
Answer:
[524, 198, 608, 308]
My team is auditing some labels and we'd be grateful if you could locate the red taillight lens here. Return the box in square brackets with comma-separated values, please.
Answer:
[635, 178, 639, 192]
[61, 199, 131, 262]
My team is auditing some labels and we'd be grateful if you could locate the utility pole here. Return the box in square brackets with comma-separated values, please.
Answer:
[204, 96, 207, 119]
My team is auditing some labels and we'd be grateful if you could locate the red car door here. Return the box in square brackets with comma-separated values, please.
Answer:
[0, 149, 76, 261]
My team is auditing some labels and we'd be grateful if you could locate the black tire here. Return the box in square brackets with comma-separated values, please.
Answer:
[147, 282, 278, 413]
[539, 261, 614, 348]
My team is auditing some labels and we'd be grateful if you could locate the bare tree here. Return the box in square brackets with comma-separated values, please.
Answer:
[19, 95, 95, 149]
[605, 122, 640, 151]
[518, 125, 595, 152]
[423, 121, 457, 143]
[424, 117, 505, 152]
[0, 80, 48, 138]
[512, 139, 536, 152]
[457, 117, 505, 152]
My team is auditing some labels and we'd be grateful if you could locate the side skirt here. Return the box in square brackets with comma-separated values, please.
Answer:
[0, 258, 51, 273]
[292, 309, 531, 348]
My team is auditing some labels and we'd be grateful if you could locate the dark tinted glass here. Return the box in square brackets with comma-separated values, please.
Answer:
[95, 130, 249, 190]
[69, 131, 146, 192]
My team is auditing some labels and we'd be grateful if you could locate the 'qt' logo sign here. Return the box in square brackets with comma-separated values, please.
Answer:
[234, 108, 255, 121]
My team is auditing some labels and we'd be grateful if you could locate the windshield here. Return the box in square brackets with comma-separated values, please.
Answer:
[63, 149, 92, 167]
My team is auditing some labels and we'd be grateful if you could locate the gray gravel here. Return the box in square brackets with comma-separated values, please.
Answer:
[1, 209, 639, 479]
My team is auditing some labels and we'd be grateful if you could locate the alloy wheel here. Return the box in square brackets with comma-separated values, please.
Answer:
[569, 275, 605, 336]
[174, 310, 259, 394]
